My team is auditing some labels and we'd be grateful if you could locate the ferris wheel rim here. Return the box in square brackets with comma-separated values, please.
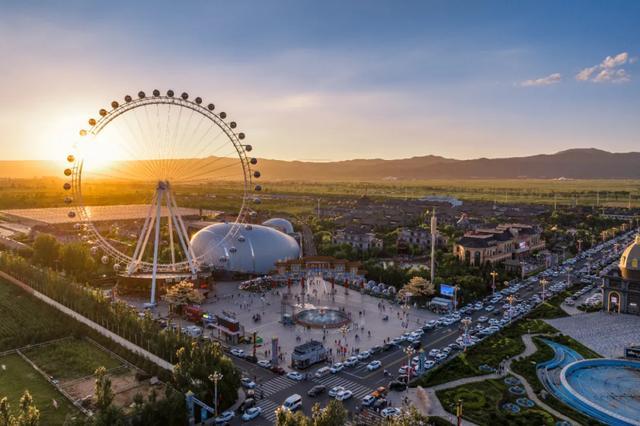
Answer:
[63, 90, 261, 273]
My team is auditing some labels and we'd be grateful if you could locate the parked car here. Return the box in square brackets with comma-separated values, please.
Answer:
[367, 360, 382, 371]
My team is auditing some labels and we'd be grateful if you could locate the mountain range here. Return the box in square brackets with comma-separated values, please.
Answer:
[1, 149, 638, 180]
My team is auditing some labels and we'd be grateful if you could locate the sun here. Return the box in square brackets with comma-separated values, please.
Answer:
[75, 132, 118, 172]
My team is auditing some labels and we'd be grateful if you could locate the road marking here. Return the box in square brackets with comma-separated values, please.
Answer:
[255, 399, 280, 423]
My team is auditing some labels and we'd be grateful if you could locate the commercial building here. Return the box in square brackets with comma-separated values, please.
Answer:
[396, 227, 447, 252]
[603, 235, 640, 314]
[332, 225, 382, 251]
[273, 256, 364, 284]
[453, 223, 544, 266]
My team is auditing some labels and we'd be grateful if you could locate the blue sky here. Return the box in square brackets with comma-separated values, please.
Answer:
[0, 0, 638, 161]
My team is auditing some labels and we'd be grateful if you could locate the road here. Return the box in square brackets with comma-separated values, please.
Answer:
[227, 230, 637, 425]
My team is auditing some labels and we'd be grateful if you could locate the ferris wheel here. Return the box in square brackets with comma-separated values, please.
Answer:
[62, 89, 261, 304]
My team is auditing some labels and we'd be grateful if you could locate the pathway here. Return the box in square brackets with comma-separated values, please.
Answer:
[397, 333, 580, 425]
[0, 270, 173, 370]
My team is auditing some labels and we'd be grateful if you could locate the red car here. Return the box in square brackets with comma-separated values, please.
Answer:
[270, 366, 286, 375]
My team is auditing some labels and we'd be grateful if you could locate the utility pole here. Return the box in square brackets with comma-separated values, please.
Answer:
[430, 209, 437, 285]
[456, 399, 463, 426]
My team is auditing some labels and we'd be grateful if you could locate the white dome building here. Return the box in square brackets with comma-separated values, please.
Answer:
[190, 223, 301, 274]
[262, 218, 295, 234]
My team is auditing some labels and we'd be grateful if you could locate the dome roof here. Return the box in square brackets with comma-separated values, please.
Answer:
[190, 223, 301, 274]
[262, 218, 295, 234]
[619, 235, 640, 281]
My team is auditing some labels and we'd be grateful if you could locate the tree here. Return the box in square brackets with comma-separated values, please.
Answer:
[59, 243, 95, 279]
[399, 276, 435, 303]
[387, 405, 430, 425]
[311, 400, 348, 426]
[32, 234, 59, 268]
[13, 391, 39, 426]
[162, 280, 204, 316]
[275, 408, 311, 426]
[0, 397, 10, 426]
[94, 367, 114, 411]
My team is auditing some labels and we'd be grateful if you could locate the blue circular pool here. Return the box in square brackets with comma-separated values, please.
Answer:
[560, 359, 640, 426]
[294, 308, 350, 328]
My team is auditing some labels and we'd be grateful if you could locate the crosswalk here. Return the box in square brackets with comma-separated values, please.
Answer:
[256, 398, 280, 423]
[260, 375, 296, 397]
[312, 375, 373, 400]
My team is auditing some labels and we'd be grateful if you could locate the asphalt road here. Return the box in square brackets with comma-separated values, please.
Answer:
[225, 231, 636, 425]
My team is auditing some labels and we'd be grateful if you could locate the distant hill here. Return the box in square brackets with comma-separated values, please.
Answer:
[1, 148, 639, 180]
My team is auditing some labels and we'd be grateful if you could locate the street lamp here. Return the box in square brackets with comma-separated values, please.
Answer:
[403, 345, 415, 401]
[506, 295, 515, 321]
[461, 317, 472, 351]
[490, 271, 498, 295]
[566, 266, 573, 287]
[339, 324, 349, 360]
[540, 278, 549, 302]
[209, 371, 223, 417]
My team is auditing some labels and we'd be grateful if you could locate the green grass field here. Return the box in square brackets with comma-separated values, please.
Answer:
[0, 354, 79, 425]
[24, 339, 122, 380]
[0, 278, 80, 352]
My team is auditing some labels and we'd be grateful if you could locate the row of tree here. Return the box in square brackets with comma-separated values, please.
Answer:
[31, 234, 96, 281]
[0, 252, 240, 414]
[0, 391, 39, 426]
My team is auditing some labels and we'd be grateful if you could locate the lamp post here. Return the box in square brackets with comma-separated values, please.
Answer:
[403, 345, 415, 400]
[566, 266, 573, 287]
[540, 278, 549, 302]
[490, 271, 498, 295]
[339, 324, 349, 360]
[506, 295, 515, 321]
[577, 239, 583, 252]
[461, 317, 472, 352]
[209, 371, 223, 417]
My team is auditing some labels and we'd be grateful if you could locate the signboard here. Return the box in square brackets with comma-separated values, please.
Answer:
[441, 284, 455, 297]
[625, 346, 640, 360]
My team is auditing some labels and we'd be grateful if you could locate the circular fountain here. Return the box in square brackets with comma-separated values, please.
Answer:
[294, 307, 350, 329]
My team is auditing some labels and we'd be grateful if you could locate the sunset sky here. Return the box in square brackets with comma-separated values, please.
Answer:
[0, 0, 639, 162]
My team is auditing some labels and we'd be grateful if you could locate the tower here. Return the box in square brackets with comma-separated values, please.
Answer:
[430, 208, 437, 284]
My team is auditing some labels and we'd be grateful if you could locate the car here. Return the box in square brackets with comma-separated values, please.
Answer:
[244, 355, 258, 363]
[315, 367, 331, 378]
[396, 374, 409, 384]
[372, 386, 387, 398]
[373, 398, 388, 409]
[388, 380, 407, 391]
[328, 386, 345, 397]
[362, 395, 376, 407]
[370, 345, 383, 354]
[330, 363, 344, 373]
[477, 316, 488, 323]
[230, 348, 245, 358]
[428, 349, 440, 357]
[390, 337, 404, 346]
[241, 406, 262, 421]
[424, 360, 436, 369]
[382, 343, 395, 351]
[409, 340, 422, 350]
[398, 365, 415, 376]
[286, 371, 304, 381]
[241, 377, 256, 389]
[367, 360, 382, 371]
[307, 385, 326, 397]
[357, 351, 371, 361]
[214, 410, 235, 424]
[270, 366, 286, 375]
[281, 394, 302, 412]
[345, 356, 358, 367]
[257, 360, 271, 368]
[335, 389, 353, 401]
[435, 353, 447, 362]
[425, 319, 438, 328]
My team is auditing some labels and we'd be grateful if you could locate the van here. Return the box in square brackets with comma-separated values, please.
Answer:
[282, 394, 302, 412]
[314, 367, 330, 378]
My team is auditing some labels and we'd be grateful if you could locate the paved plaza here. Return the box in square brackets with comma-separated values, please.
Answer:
[128, 277, 441, 368]
[546, 312, 640, 358]
[212, 278, 440, 365]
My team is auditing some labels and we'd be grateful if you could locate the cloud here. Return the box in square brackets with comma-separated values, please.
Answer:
[520, 73, 562, 87]
[576, 52, 632, 83]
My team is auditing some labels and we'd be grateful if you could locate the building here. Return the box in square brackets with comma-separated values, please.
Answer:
[190, 222, 301, 274]
[332, 225, 383, 251]
[603, 235, 640, 314]
[396, 227, 447, 252]
[273, 256, 364, 285]
[453, 223, 544, 266]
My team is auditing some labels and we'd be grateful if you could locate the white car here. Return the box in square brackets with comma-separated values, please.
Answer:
[381, 407, 401, 418]
[214, 410, 235, 424]
[424, 360, 436, 369]
[367, 360, 382, 371]
[330, 362, 344, 373]
[241, 406, 262, 421]
[335, 389, 353, 401]
[477, 316, 488, 323]
[362, 395, 376, 406]
[357, 351, 371, 361]
[257, 360, 271, 368]
[230, 348, 245, 358]
[241, 378, 256, 389]
[287, 371, 304, 381]
[328, 386, 345, 397]
[345, 356, 358, 367]
[428, 349, 440, 357]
